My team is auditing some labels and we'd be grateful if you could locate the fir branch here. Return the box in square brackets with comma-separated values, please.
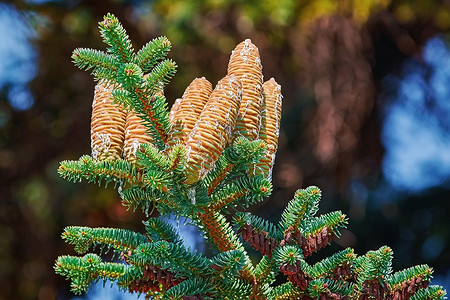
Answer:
[209, 175, 271, 211]
[117, 62, 144, 90]
[309, 248, 356, 280]
[234, 211, 283, 241]
[131, 241, 211, 276]
[165, 142, 188, 177]
[300, 210, 348, 238]
[357, 246, 393, 284]
[119, 185, 174, 214]
[137, 143, 172, 171]
[308, 278, 355, 298]
[410, 285, 447, 300]
[98, 13, 134, 63]
[197, 211, 244, 253]
[144, 59, 177, 94]
[213, 278, 252, 300]
[210, 250, 247, 278]
[279, 186, 322, 231]
[196, 211, 256, 287]
[58, 155, 144, 187]
[128, 91, 170, 150]
[72, 48, 117, 74]
[254, 255, 278, 285]
[234, 212, 281, 258]
[165, 277, 213, 299]
[386, 264, 433, 288]
[54, 254, 125, 295]
[387, 264, 433, 299]
[143, 217, 182, 244]
[135, 36, 172, 73]
[144, 168, 173, 192]
[268, 282, 302, 300]
[62, 226, 148, 254]
[203, 137, 266, 195]
[273, 245, 304, 267]
[119, 264, 183, 295]
[279, 211, 347, 257]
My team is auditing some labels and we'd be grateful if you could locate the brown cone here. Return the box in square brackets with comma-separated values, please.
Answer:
[90, 81, 127, 160]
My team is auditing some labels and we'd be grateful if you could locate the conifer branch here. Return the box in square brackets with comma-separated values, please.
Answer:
[203, 137, 266, 195]
[210, 250, 247, 278]
[268, 282, 301, 300]
[130, 241, 211, 276]
[119, 185, 173, 214]
[135, 36, 172, 73]
[98, 13, 134, 63]
[197, 211, 244, 253]
[143, 217, 182, 244]
[58, 155, 144, 187]
[209, 175, 271, 211]
[72, 48, 117, 75]
[57, 14, 446, 299]
[410, 285, 447, 300]
[54, 254, 125, 295]
[145, 59, 177, 94]
[62, 226, 148, 255]
[165, 277, 213, 299]
[279, 186, 321, 231]
[309, 248, 356, 280]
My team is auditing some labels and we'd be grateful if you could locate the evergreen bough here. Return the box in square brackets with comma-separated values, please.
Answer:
[55, 13, 447, 300]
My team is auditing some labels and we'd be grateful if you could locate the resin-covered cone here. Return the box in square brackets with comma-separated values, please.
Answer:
[91, 82, 127, 160]
[185, 75, 242, 184]
[169, 77, 212, 144]
[255, 78, 282, 180]
[168, 98, 182, 123]
[123, 110, 153, 162]
[227, 39, 264, 141]
[122, 89, 164, 162]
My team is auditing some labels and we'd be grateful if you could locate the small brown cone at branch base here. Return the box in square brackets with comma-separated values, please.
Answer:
[254, 78, 282, 180]
[228, 39, 264, 141]
[91, 81, 127, 160]
[184, 75, 242, 184]
[169, 77, 212, 144]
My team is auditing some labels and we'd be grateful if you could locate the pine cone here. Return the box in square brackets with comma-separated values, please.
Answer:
[170, 77, 212, 144]
[168, 98, 182, 123]
[255, 78, 283, 179]
[123, 110, 153, 163]
[184, 75, 242, 184]
[228, 39, 264, 141]
[90, 81, 127, 160]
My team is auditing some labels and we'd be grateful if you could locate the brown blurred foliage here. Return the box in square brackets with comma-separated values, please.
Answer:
[1, 0, 450, 298]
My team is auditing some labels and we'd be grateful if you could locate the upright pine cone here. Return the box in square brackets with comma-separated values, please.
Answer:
[227, 39, 264, 141]
[123, 111, 153, 162]
[255, 78, 282, 180]
[91, 81, 127, 160]
[184, 75, 242, 184]
[168, 98, 182, 123]
[123, 90, 163, 162]
[167, 98, 183, 147]
[170, 77, 212, 143]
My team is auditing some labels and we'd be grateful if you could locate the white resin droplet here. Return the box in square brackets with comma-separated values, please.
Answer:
[188, 188, 196, 205]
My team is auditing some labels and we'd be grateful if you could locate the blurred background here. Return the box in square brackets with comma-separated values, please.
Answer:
[1, 0, 450, 299]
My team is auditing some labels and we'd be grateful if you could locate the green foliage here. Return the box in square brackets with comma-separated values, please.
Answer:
[62, 226, 148, 254]
[54, 254, 125, 295]
[279, 186, 322, 231]
[164, 277, 213, 299]
[55, 13, 447, 300]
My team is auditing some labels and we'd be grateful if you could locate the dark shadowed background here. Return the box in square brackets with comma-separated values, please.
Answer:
[1, 0, 450, 299]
